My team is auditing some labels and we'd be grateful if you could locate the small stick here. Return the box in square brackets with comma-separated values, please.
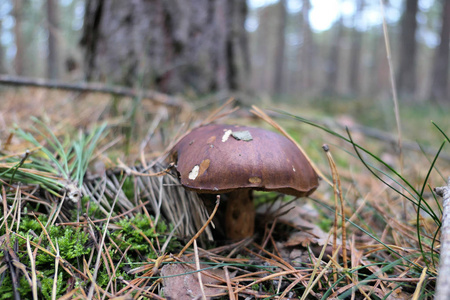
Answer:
[224, 267, 236, 300]
[435, 177, 450, 300]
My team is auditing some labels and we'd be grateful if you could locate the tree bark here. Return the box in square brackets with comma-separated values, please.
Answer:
[80, 0, 249, 95]
[323, 17, 343, 96]
[0, 19, 5, 74]
[348, 0, 364, 96]
[299, 0, 315, 94]
[47, 0, 60, 79]
[429, 0, 450, 104]
[396, 0, 419, 101]
[272, 0, 287, 96]
[13, 0, 24, 76]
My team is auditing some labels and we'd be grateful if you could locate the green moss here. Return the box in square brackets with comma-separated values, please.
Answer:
[111, 213, 178, 259]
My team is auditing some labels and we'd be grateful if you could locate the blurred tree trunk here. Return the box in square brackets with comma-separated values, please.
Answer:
[272, 0, 287, 95]
[323, 17, 343, 96]
[299, 0, 314, 94]
[348, 0, 364, 96]
[13, 0, 24, 75]
[47, 0, 59, 79]
[396, 0, 418, 101]
[429, 0, 450, 104]
[81, 0, 249, 94]
[0, 20, 5, 74]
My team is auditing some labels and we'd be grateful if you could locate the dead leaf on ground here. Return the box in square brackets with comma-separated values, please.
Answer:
[161, 262, 232, 300]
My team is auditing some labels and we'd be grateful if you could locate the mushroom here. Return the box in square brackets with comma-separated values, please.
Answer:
[170, 124, 319, 240]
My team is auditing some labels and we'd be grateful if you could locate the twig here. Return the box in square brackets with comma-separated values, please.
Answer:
[435, 177, 450, 300]
[0, 75, 186, 108]
[224, 267, 236, 300]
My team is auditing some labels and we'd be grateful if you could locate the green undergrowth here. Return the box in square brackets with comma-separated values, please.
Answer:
[1, 100, 449, 298]
[0, 119, 178, 298]
[0, 216, 91, 299]
[278, 108, 449, 297]
[0, 213, 175, 299]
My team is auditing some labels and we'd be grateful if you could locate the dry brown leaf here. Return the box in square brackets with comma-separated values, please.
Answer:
[284, 231, 325, 247]
[161, 263, 229, 300]
[258, 200, 338, 247]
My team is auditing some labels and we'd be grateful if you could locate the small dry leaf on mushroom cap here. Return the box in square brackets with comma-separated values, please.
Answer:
[170, 123, 319, 239]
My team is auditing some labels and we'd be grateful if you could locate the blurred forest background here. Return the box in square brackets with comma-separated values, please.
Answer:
[0, 0, 449, 105]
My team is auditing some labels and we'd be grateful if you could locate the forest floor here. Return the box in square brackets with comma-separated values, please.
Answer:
[0, 87, 448, 299]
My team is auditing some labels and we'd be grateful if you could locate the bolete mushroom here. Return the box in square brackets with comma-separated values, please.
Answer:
[170, 124, 319, 240]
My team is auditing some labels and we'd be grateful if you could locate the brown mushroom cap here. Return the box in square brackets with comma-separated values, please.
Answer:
[171, 124, 319, 197]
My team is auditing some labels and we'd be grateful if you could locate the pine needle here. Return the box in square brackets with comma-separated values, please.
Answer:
[178, 196, 220, 257]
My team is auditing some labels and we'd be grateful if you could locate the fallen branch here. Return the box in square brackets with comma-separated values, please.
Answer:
[0, 75, 186, 108]
[435, 177, 450, 300]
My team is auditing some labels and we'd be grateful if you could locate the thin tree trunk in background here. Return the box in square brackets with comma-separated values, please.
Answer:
[396, 0, 418, 101]
[47, 0, 59, 79]
[252, 8, 271, 93]
[272, 0, 287, 96]
[348, 0, 364, 96]
[228, 0, 251, 91]
[0, 20, 5, 74]
[300, 0, 314, 94]
[323, 17, 343, 96]
[13, 0, 24, 75]
[430, 0, 450, 104]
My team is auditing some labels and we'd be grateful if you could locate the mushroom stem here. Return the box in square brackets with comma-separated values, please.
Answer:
[225, 189, 255, 239]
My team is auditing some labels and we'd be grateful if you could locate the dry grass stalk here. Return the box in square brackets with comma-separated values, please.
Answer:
[178, 196, 220, 257]
[250, 105, 332, 186]
[52, 241, 60, 300]
[323, 144, 349, 276]
[26, 234, 38, 300]
[194, 239, 208, 300]
[412, 267, 428, 300]
[87, 176, 127, 299]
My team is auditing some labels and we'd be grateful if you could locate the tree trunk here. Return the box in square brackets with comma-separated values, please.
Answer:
[0, 20, 5, 74]
[299, 0, 315, 94]
[348, 0, 364, 96]
[47, 0, 59, 79]
[429, 0, 450, 104]
[80, 0, 249, 95]
[323, 17, 343, 96]
[272, 0, 287, 96]
[396, 0, 419, 101]
[13, 0, 24, 76]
